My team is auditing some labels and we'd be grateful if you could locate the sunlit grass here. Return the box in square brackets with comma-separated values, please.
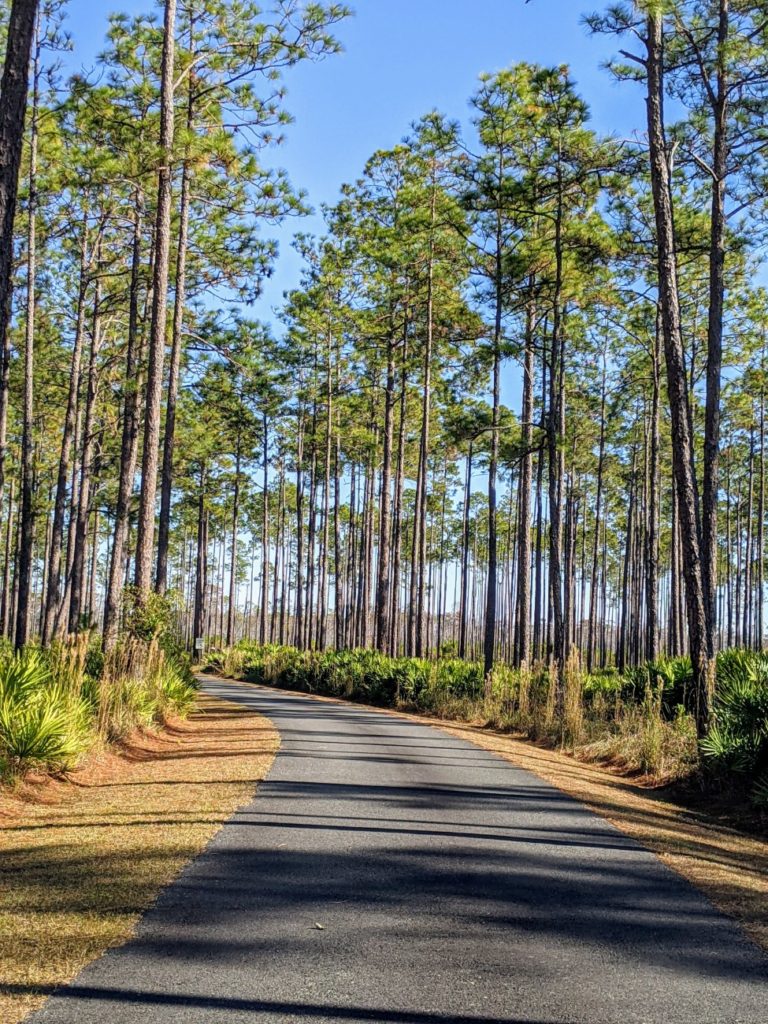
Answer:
[0, 694, 279, 1024]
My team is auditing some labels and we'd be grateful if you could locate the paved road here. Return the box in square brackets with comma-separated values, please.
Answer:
[28, 678, 767, 1024]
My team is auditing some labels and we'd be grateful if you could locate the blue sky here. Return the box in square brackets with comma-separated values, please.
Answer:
[62, 0, 645, 404]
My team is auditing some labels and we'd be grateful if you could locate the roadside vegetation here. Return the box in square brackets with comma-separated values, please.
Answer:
[0, 633, 197, 785]
[208, 641, 768, 809]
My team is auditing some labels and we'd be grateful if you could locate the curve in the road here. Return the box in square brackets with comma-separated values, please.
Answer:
[26, 677, 768, 1024]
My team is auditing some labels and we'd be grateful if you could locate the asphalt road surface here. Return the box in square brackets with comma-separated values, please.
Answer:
[28, 677, 768, 1024]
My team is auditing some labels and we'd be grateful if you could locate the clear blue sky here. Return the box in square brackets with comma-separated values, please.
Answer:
[62, 0, 644, 402]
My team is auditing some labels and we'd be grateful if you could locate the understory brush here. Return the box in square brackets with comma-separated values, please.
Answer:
[0, 634, 198, 783]
[209, 642, 487, 709]
[700, 649, 768, 805]
[209, 641, 768, 798]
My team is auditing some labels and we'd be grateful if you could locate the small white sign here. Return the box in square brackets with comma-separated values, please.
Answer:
[194, 637, 205, 651]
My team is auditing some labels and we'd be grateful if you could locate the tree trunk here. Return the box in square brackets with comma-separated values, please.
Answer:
[226, 434, 241, 646]
[759, 382, 765, 648]
[260, 412, 269, 644]
[645, 10, 712, 731]
[68, 271, 102, 633]
[192, 464, 207, 657]
[317, 329, 333, 650]
[483, 204, 504, 684]
[14, 16, 39, 648]
[331, 430, 341, 649]
[533, 433, 545, 659]
[587, 352, 607, 670]
[0, 0, 38, 523]
[156, 56, 194, 593]
[414, 187, 436, 658]
[646, 314, 661, 662]
[134, 0, 176, 598]
[459, 443, 472, 661]
[0, 478, 15, 636]
[375, 330, 396, 651]
[701, 0, 729, 655]
[294, 407, 304, 647]
[103, 196, 146, 649]
[515, 292, 535, 666]
[744, 436, 754, 647]
[389, 330, 408, 655]
[547, 177, 566, 673]
[43, 216, 90, 644]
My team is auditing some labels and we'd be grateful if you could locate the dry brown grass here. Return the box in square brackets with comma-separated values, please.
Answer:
[0, 693, 279, 1024]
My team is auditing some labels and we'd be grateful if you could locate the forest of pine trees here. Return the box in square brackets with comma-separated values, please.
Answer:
[1, 0, 768, 734]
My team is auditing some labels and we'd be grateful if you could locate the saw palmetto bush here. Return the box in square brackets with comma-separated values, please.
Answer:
[0, 648, 92, 778]
[224, 641, 488, 710]
[217, 642, 702, 782]
[700, 650, 768, 804]
[211, 641, 768, 799]
[0, 636, 198, 782]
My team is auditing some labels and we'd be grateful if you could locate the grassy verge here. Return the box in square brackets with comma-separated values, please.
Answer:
[0, 636, 199, 784]
[0, 693, 279, 1024]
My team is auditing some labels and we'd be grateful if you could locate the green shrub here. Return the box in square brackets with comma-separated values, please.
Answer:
[122, 586, 186, 658]
[220, 646, 245, 679]
[583, 668, 622, 700]
[223, 642, 488, 711]
[101, 677, 159, 738]
[156, 666, 198, 718]
[701, 650, 768, 803]
[99, 639, 198, 739]
[205, 647, 227, 673]
[652, 656, 694, 714]
[0, 649, 92, 776]
[210, 642, 768, 798]
[0, 637, 199, 785]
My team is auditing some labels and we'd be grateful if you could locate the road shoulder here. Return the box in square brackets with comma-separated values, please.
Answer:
[0, 693, 279, 1024]
[433, 716, 768, 954]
